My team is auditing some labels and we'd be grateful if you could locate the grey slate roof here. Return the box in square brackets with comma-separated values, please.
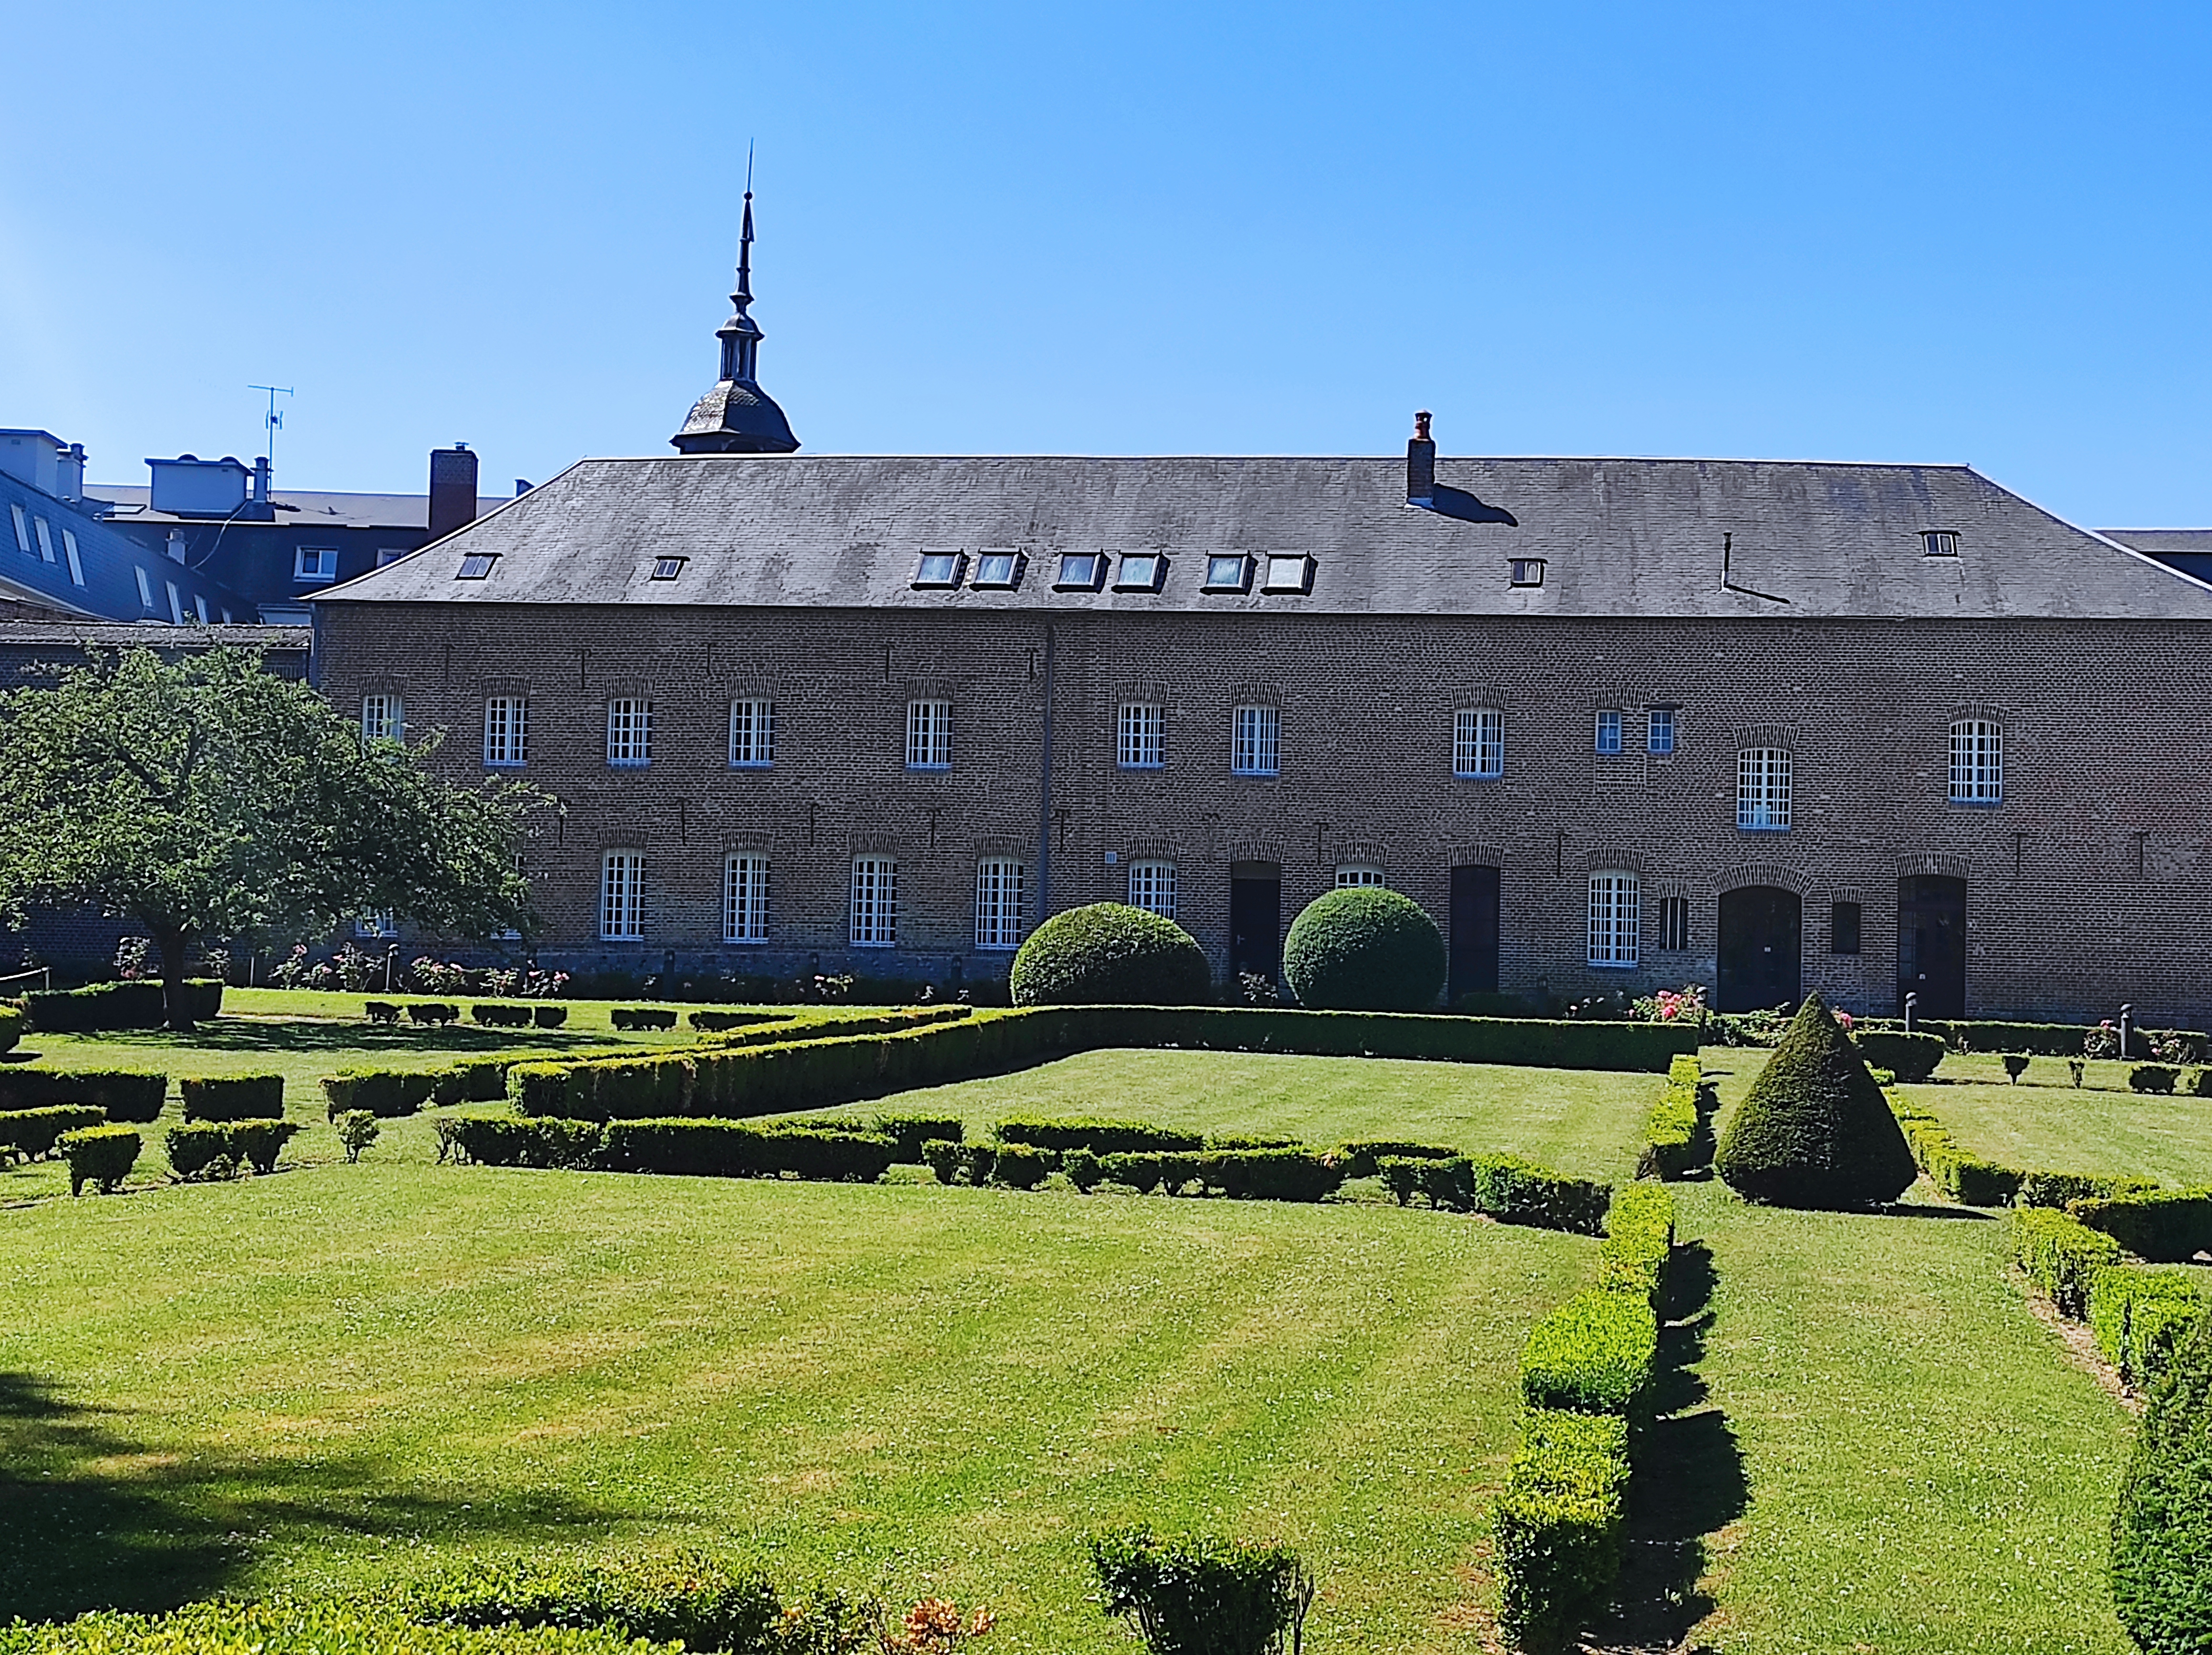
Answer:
[94, 485, 511, 531]
[312, 454, 2212, 621]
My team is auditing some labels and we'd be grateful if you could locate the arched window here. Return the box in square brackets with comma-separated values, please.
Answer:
[1949, 720, 2003, 804]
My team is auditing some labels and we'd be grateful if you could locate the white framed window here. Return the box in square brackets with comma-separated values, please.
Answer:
[295, 546, 338, 582]
[1509, 558, 1546, 587]
[1055, 552, 1104, 589]
[193, 595, 209, 624]
[606, 697, 652, 766]
[851, 856, 899, 947]
[1117, 702, 1163, 769]
[457, 552, 499, 580]
[1949, 719, 2003, 804]
[1127, 859, 1178, 919]
[1261, 553, 1313, 593]
[1647, 708, 1676, 755]
[1922, 530, 1961, 558]
[1231, 704, 1280, 776]
[975, 858, 1026, 950]
[728, 698, 775, 768]
[649, 556, 687, 581]
[134, 566, 154, 609]
[376, 547, 407, 567]
[60, 529, 84, 587]
[723, 853, 769, 944]
[1454, 707, 1504, 778]
[1587, 871, 1640, 967]
[164, 581, 184, 624]
[32, 518, 55, 563]
[1737, 748, 1792, 830]
[973, 549, 1025, 588]
[1114, 552, 1166, 592]
[1335, 864, 1385, 888]
[913, 550, 964, 587]
[354, 912, 397, 939]
[483, 695, 528, 767]
[361, 693, 402, 742]
[1203, 553, 1252, 592]
[7, 504, 27, 552]
[600, 849, 645, 941]
[906, 698, 952, 770]
[1594, 709, 1623, 755]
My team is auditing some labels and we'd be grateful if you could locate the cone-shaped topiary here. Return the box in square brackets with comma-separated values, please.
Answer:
[2111, 1307, 2212, 1655]
[1281, 887, 1447, 1011]
[1715, 993, 1917, 1209]
[1010, 903, 1213, 1007]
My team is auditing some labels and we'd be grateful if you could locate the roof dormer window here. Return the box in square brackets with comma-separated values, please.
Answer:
[1509, 558, 1545, 587]
[1922, 530, 1960, 558]
[649, 556, 686, 581]
[913, 550, 964, 588]
[1261, 553, 1313, 594]
[1202, 554, 1252, 593]
[973, 549, 1024, 588]
[1054, 552, 1106, 591]
[1113, 552, 1167, 592]
[456, 552, 498, 580]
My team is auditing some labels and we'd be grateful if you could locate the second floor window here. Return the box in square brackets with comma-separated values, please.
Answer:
[361, 694, 402, 742]
[906, 699, 952, 770]
[729, 698, 775, 768]
[296, 547, 338, 582]
[1647, 709, 1676, 755]
[1454, 707, 1503, 778]
[1595, 710, 1623, 755]
[1118, 703, 1163, 769]
[1588, 871, 1639, 967]
[1232, 704, 1280, 776]
[1127, 859, 1177, 919]
[600, 849, 644, 941]
[975, 858, 1026, 950]
[607, 698, 652, 766]
[1737, 748, 1792, 830]
[851, 856, 899, 947]
[724, 853, 769, 944]
[483, 696, 527, 766]
[1949, 719, 2003, 804]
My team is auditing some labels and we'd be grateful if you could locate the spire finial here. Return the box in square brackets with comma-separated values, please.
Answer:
[736, 142, 755, 305]
[670, 151, 799, 455]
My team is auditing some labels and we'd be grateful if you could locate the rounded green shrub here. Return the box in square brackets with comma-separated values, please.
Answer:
[2111, 1308, 2212, 1654]
[1280, 887, 1446, 1011]
[1009, 903, 1211, 1007]
[1715, 993, 1917, 1209]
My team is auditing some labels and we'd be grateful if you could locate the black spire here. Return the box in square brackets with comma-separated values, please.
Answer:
[672, 163, 799, 456]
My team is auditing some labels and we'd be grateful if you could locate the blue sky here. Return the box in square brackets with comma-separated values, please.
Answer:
[2, 2, 2206, 523]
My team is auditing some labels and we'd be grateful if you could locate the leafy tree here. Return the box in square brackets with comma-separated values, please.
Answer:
[0, 647, 542, 1029]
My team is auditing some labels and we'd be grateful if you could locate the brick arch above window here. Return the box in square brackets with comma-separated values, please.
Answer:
[480, 675, 530, 698]
[1223, 834, 1284, 865]
[845, 834, 912, 858]
[1715, 862, 1814, 895]
[1582, 849, 1641, 874]
[901, 677, 955, 702]
[1333, 838, 1387, 868]
[1444, 686, 1512, 710]
[972, 833, 1031, 859]
[1448, 842, 1507, 869]
[720, 831, 775, 855]
[1897, 852, 1973, 879]
[1117, 679, 1177, 707]
[1948, 701, 2011, 726]
[1647, 877, 1694, 900]
[1122, 833, 1182, 862]
[1733, 723, 1799, 752]
[1227, 683, 1282, 709]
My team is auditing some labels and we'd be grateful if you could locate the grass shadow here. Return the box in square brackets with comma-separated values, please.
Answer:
[1884, 1201, 1997, 1222]
[1595, 1241, 1746, 1654]
[0, 1370, 632, 1622]
[10, 1018, 647, 1062]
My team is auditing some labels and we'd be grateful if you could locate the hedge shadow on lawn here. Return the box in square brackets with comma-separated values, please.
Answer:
[1598, 1243, 1747, 1654]
[0, 1369, 629, 1622]
[5, 1021, 629, 1061]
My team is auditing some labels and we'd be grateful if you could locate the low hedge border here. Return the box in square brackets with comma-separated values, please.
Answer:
[2067, 1188, 2212, 1263]
[58, 1124, 140, 1195]
[995, 1116, 1205, 1155]
[23, 979, 223, 1032]
[0, 1068, 166, 1122]
[1887, 1090, 2158, 1211]
[2009, 1207, 2126, 1319]
[0, 1104, 106, 1162]
[322, 1059, 519, 1120]
[1851, 1029, 1946, 1082]
[179, 1073, 284, 1123]
[0, 1003, 22, 1053]
[165, 1118, 300, 1179]
[2089, 1266, 2211, 1392]
[1636, 1054, 1715, 1180]
[1377, 1153, 1612, 1235]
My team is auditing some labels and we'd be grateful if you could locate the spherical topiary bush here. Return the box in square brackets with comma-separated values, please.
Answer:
[2111, 1308, 2212, 1655]
[1714, 992, 1917, 1209]
[1280, 887, 1447, 1012]
[1009, 903, 1212, 1007]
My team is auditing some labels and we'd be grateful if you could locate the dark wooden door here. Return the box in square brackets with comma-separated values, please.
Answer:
[1897, 875, 1967, 1017]
[1229, 862, 1282, 982]
[1716, 886, 1802, 1011]
[1448, 864, 1501, 1002]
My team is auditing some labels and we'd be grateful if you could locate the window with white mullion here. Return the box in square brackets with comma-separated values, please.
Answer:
[1117, 702, 1163, 769]
[729, 698, 776, 768]
[1453, 707, 1503, 778]
[1736, 747, 1792, 830]
[483, 695, 528, 767]
[1948, 719, 2003, 804]
[361, 693, 402, 742]
[600, 849, 645, 941]
[851, 856, 899, 946]
[1335, 864, 1385, 888]
[723, 853, 769, 944]
[1126, 859, 1178, 919]
[606, 698, 653, 766]
[1587, 871, 1640, 967]
[906, 699, 952, 770]
[974, 858, 1026, 950]
[1231, 704, 1279, 776]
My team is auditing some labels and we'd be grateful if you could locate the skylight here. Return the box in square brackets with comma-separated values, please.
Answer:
[1509, 558, 1545, 587]
[913, 549, 965, 588]
[456, 553, 498, 580]
[1261, 554, 1313, 594]
[649, 556, 687, 581]
[1055, 552, 1105, 591]
[1113, 553, 1166, 592]
[1202, 554, 1251, 593]
[1921, 530, 1960, 558]
[973, 549, 1024, 588]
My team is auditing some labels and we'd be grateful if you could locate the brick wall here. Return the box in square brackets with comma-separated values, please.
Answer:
[315, 601, 2212, 1024]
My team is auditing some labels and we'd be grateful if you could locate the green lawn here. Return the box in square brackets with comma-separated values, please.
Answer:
[795, 1047, 1660, 1180]
[1897, 1052, 2212, 1187]
[1641, 1051, 2139, 1654]
[0, 1158, 1588, 1653]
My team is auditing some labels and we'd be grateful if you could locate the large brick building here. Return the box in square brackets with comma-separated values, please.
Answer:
[313, 429, 2212, 1024]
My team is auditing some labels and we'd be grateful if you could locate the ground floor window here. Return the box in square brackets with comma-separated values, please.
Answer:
[851, 856, 899, 947]
[1655, 893, 1690, 951]
[1588, 870, 1639, 967]
[724, 854, 769, 944]
[975, 858, 1025, 950]
[1127, 859, 1177, 919]
[1335, 864, 1385, 888]
[600, 850, 644, 941]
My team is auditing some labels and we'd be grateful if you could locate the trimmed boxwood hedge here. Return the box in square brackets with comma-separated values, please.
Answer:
[0, 1104, 106, 1162]
[1280, 886, 1446, 1011]
[994, 1116, 1205, 1155]
[0, 1003, 22, 1053]
[871, 1112, 964, 1161]
[58, 1124, 140, 1195]
[2110, 1308, 2212, 1654]
[1598, 1183, 1675, 1310]
[396, 1550, 788, 1651]
[2069, 1189, 2212, 1264]
[1335, 1139, 1457, 1180]
[165, 1118, 300, 1179]
[1519, 1289, 1660, 1416]
[25, 981, 165, 1032]
[0, 1068, 166, 1122]
[2091, 1266, 2211, 1393]
[1852, 1030, 1946, 1083]
[0, 1599, 666, 1654]
[2009, 1207, 2127, 1318]
[1494, 1407, 1631, 1654]
[1636, 1054, 1710, 1180]
[1009, 903, 1213, 1007]
[446, 1116, 606, 1170]
[180, 1073, 284, 1123]
[1375, 1153, 1612, 1234]
[323, 1068, 438, 1119]
[599, 1120, 897, 1182]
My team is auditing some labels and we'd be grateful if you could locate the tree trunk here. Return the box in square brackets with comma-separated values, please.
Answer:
[154, 927, 195, 1032]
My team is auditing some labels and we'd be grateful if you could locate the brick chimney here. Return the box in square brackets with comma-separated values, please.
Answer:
[1406, 411, 1435, 506]
[428, 442, 480, 541]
